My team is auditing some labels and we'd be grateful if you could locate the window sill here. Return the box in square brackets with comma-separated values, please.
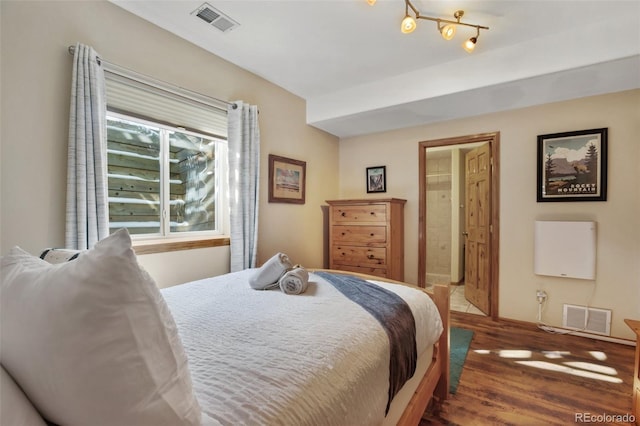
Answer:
[133, 236, 230, 255]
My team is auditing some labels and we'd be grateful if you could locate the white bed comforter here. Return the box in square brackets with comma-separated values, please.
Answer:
[161, 270, 442, 426]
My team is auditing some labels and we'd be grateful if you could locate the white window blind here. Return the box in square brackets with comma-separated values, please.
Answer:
[104, 69, 228, 139]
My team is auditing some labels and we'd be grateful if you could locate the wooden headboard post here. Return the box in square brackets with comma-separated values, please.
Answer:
[432, 284, 450, 403]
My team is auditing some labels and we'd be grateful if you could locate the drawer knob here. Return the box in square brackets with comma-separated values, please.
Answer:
[370, 211, 375, 215]
[367, 254, 375, 259]
[341, 212, 346, 217]
[370, 233, 374, 236]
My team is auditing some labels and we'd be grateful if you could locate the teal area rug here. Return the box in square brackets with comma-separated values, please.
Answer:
[450, 327, 474, 394]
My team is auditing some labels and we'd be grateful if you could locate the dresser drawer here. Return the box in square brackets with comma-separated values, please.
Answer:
[331, 245, 387, 267]
[332, 225, 386, 244]
[334, 264, 388, 278]
[331, 204, 387, 223]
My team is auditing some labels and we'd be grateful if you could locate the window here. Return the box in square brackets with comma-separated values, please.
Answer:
[107, 113, 226, 237]
[103, 67, 228, 240]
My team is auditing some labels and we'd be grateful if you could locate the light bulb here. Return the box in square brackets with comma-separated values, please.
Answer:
[440, 24, 456, 40]
[463, 37, 477, 52]
[366, 0, 376, 5]
[401, 15, 417, 34]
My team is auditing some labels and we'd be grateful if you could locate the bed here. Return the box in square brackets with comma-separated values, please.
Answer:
[0, 229, 449, 426]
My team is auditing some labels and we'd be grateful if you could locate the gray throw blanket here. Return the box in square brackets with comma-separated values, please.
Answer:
[314, 272, 417, 414]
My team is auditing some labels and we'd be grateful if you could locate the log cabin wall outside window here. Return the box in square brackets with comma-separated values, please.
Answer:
[107, 114, 224, 238]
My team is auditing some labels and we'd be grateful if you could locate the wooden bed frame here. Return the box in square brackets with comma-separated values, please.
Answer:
[312, 270, 450, 425]
[397, 282, 450, 425]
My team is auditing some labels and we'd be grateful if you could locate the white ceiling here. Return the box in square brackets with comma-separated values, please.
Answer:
[111, 0, 640, 138]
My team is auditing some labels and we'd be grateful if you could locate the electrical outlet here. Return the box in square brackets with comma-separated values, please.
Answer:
[536, 290, 547, 302]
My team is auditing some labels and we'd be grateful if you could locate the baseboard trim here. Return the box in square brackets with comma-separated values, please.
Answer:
[497, 316, 636, 346]
[538, 325, 636, 346]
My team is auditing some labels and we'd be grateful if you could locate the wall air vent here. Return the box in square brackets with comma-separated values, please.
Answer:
[192, 3, 239, 33]
[563, 304, 611, 336]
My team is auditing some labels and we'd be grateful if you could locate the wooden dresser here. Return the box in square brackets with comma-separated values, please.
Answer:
[326, 198, 406, 281]
[625, 319, 640, 425]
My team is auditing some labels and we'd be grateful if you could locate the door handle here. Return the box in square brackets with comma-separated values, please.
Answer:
[462, 232, 469, 236]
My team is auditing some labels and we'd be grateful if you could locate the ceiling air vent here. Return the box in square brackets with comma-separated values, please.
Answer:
[193, 3, 239, 33]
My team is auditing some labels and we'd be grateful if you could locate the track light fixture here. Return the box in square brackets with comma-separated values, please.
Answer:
[401, 13, 417, 34]
[462, 27, 480, 52]
[369, 0, 489, 52]
[439, 22, 456, 41]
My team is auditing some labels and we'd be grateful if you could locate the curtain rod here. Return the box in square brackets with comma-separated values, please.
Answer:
[68, 45, 237, 110]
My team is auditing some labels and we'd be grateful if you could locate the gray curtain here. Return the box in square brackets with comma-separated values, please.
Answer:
[227, 101, 260, 271]
[65, 43, 109, 250]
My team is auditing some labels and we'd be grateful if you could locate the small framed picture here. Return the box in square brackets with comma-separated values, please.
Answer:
[268, 154, 306, 204]
[366, 166, 386, 193]
[536, 128, 608, 202]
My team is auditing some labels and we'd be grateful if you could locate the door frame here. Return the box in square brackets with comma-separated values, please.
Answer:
[418, 132, 500, 320]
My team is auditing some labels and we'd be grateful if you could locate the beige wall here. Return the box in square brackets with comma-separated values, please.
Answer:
[0, 1, 339, 287]
[339, 90, 640, 340]
[2, 2, 638, 338]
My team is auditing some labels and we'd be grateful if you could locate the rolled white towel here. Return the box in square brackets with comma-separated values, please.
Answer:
[249, 253, 293, 290]
[279, 267, 309, 295]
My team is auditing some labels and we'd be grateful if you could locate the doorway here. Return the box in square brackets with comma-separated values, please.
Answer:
[418, 132, 500, 320]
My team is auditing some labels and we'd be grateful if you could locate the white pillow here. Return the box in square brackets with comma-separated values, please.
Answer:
[0, 229, 201, 426]
[0, 364, 46, 426]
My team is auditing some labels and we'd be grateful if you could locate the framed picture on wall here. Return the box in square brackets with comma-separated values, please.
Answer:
[536, 128, 608, 202]
[268, 154, 306, 204]
[366, 166, 386, 193]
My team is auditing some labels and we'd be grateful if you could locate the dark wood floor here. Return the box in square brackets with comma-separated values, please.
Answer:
[421, 311, 636, 425]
